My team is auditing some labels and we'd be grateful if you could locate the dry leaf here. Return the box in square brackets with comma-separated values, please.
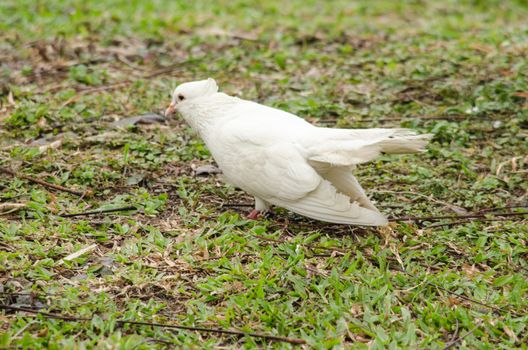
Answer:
[194, 164, 222, 176]
[350, 304, 363, 316]
[469, 43, 494, 53]
[462, 263, 479, 277]
[444, 204, 469, 215]
[112, 113, 166, 128]
[503, 325, 518, 342]
[7, 91, 15, 106]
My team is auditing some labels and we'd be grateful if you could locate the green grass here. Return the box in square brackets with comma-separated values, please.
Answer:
[1, 0, 527, 348]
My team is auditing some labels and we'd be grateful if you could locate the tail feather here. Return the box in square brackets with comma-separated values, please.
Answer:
[378, 131, 433, 154]
[307, 128, 433, 166]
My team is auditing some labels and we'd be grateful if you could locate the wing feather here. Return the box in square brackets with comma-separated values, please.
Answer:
[276, 180, 388, 226]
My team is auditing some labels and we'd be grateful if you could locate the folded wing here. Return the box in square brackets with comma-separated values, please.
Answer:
[224, 137, 387, 226]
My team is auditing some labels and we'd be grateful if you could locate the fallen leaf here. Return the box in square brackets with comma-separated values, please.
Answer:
[350, 304, 363, 316]
[503, 325, 518, 342]
[462, 263, 479, 277]
[194, 164, 222, 176]
[443, 204, 468, 215]
[112, 113, 166, 128]
[37, 328, 48, 337]
[126, 172, 145, 185]
[447, 296, 461, 306]
[7, 91, 15, 106]
[469, 43, 494, 53]
[446, 241, 467, 256]
[96, 256, 115, 276]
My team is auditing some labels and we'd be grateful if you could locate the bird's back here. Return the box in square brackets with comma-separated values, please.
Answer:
[224, 99, 316, 142]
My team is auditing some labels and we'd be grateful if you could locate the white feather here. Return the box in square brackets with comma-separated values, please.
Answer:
[276, 180, 388, 226]
[173, 79, 432, 226]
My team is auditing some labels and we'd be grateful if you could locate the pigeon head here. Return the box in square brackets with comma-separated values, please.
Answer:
[165, 78, 218, 116]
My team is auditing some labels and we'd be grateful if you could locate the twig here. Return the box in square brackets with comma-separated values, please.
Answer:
[0, 166, 87, 196]
[428, 216, 527, 228]
[0, 291, 55, 297]
[391, 211, 527, 222]
[222, 203, 254, 208]
[146, 337, 173, 346]
[59, 206, 137, 218]
[450, 318, 459, 344]
[0, 203, 27, 215]
[61, 244, 98, 262]
[0, 304, 305, 345]
[477, 205, 527, 213]
[1, 305, 86, 321]
[73, 190, 88, 207]
[118, 320, 305, 344]
[441, 320, 483, 350]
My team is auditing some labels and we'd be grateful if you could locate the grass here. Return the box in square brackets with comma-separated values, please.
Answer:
[1, 0, 527, 348]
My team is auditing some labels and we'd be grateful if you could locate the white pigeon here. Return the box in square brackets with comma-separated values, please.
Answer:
[165, 78, 432, 226]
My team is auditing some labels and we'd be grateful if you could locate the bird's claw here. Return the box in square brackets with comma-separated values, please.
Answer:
[246, 209, 261, 220]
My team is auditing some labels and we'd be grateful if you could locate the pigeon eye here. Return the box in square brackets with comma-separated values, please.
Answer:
[178, 94, 185, 101]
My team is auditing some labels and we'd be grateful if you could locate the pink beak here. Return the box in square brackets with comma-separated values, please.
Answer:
[165, 101, 176, 117]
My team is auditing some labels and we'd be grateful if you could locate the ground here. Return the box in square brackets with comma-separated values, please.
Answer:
[0, 0, 527, 349]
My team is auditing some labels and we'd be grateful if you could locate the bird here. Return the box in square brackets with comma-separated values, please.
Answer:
[164, 78, 432, 226]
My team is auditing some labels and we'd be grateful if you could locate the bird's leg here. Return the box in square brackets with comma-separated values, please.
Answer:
[247, 209, 261, 220]
[246, 197, 271, 220]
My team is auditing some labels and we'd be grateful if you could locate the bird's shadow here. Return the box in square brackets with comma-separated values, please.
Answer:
[258, 208, 378, 239]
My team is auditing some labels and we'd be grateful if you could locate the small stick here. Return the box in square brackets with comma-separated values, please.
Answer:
[0, 203, 27, 215]
[428, 217, 527, 228]
[450, 318, 460, 344]
[441, 320, 483, 350]
[477, 205, 527, 213]
[0, 291, 55, 296]
[0, 305, 88, 321]
[59, 206, 137, 218]
[222, 203, 254, 208]
[390, 211, 527, 222]
[0, 305, 305, 345]
[0, 166, 87, 196]
[61, 244, 98, 262]
[117, 320, 305, 344]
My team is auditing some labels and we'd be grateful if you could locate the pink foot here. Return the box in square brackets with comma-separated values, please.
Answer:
[247, 209, 261, 220]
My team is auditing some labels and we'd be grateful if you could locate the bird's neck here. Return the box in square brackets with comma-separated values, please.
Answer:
[178, 93, 237, 138]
